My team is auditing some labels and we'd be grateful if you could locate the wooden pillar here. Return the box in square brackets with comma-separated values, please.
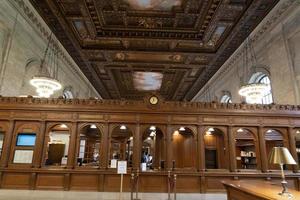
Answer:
[100, 123, 109, 169]
[0, 120, 14, 168]
[228, 126, 236, 172]
[258, 126, 267, 172]
[197, 126, 205, 171]
[287, 127, 298, 172]
[67, 122, 77, 169]
[133, 123, 140, 170]
[166, 124, 172, 170]
[33, 121, 46, 168]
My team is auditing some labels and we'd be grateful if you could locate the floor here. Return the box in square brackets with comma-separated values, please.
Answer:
[0, 190, 227, 200]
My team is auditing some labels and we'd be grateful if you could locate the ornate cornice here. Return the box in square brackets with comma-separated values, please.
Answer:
[10, 0, 100, 97]
[0, 96, 299, 115]
[192, 0, 297, 101]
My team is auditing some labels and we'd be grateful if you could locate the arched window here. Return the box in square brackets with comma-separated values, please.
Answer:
[63, 87, 74, 99]
[220, 91, 232, 103]
[248, 73, 273, 104]
[220, 95, 232, 103]
[258, 75, 273, 104]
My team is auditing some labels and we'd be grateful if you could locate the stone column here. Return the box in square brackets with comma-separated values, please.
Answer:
[228, 126, 236, 172]
[0, 120, 14, 168]
[197, 126, 205, 171]
[258, 126, 267, 172]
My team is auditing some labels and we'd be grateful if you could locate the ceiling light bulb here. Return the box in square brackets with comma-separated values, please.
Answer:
[267, 130, 272, 133]
[179, 127, 185, 131]
[208, 127, 214, 132]
[237, 128, 243, 133]
[150, 126, 156, 131]
[296, 130, 300, 134]
[120, 125, 127, 130]
[90, 124, 97, 129]
[60, 124, 67, 128]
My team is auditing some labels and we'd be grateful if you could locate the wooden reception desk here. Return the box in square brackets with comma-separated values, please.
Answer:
[223, 180, 300, 200]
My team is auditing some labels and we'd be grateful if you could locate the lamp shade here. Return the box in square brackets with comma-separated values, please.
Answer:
[268, 147, 297, 165]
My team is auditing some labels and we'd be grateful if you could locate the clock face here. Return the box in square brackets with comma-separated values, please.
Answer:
[149, 96, 159, 105]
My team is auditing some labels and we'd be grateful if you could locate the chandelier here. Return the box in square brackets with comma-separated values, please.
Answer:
[238, 38, 268, 104]
[239, 83, 269, 104]
[30, 33, 62, 98]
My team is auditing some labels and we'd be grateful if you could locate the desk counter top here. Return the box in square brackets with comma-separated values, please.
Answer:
[223, 180, 300, 200]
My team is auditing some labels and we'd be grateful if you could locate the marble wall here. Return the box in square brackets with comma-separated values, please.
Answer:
[0, 0, 100, 98]
[193, 0, 300, 105]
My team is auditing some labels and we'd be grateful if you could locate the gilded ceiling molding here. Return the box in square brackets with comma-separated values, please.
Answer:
[192, 0, 297, 101]
[9, 0, 100, 98]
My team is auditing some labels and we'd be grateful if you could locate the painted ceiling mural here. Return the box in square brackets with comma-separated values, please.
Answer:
[123, 0, 182, 11]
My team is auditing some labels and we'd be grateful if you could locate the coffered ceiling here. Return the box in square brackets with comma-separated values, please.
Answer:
[30, 0, 279, 100]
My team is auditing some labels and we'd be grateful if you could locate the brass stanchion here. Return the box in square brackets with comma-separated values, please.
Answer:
[168, 171, 171, 200]
[173, 174, 177, 200]
[131, 173, 135, 200]
[134, 170, 140, 200]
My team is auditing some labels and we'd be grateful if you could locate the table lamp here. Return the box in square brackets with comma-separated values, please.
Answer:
[268, 147, 297, 196]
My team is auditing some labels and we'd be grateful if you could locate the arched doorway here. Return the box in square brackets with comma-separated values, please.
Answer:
[77, 124, 102, 167]
[44, 124, 70, 167]
[110, 125, 133, 168]
[204, 127, 227, 169]
[141, 125, 165, 171]
[234, 128, 258, 170]
[172, 126, 196, 169]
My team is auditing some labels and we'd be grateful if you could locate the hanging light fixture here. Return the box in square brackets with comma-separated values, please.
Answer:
[30, 33, 62, 98]
[149, 126, 156, 131]
[120, 125, 127, 130]
[238, 38, 269, 104]
[90, 124, 97, 129]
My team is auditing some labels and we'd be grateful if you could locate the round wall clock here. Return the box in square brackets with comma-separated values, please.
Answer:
[149, 96, 159, 105]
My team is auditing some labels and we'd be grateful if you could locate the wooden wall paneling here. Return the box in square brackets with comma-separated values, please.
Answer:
[198, 126, 205, 171]
[98, 174, 104, 191]
[103, 174, 131, 192]
[67, 122, 77, 169]
[200, 176, 206, 193]
[258, 126, 267, 172]
[70, 174, 99, 190]
[139, 175, 168, 192]
[228, 126, 236, 172]
[288, 127, 298, 172]
[36, 173, 65, 190]
[133, 123, 140, 170]
[64, 173, 70, 191]
[175, 176, 201, 193]
[100, 123, 109, 169]
[2, 172, 31, 189]
[166, 124, 172, 170]
[30, 172, 37, 190]
[33, 121, 46, 168]
[0, 120, 14, 168]
[205, 176, 229, 192]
